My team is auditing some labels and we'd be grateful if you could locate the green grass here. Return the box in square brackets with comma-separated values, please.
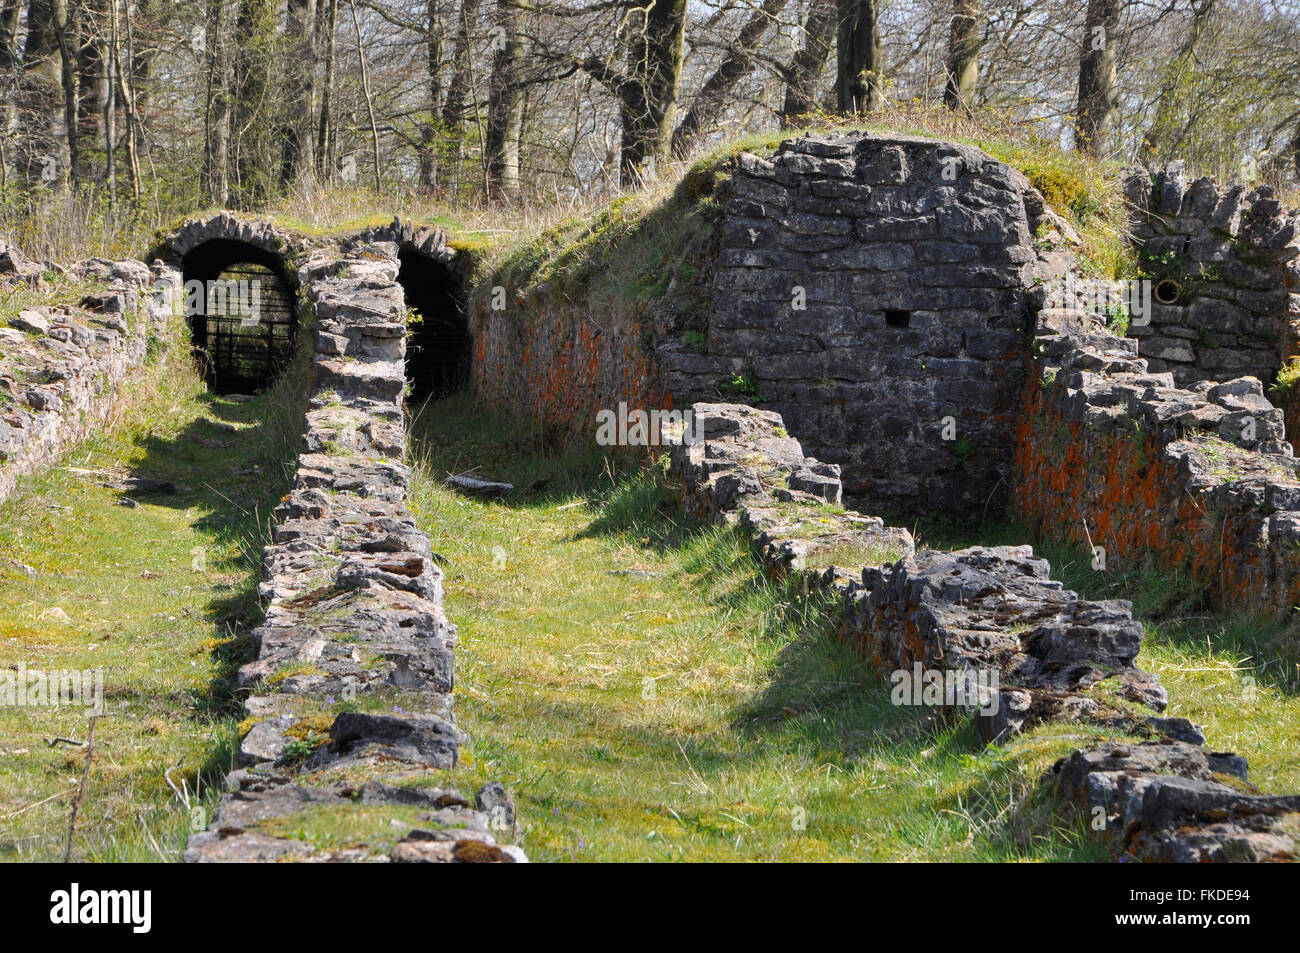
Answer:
[903, 514, 1300, 796]
[0, 320, 307, 861]
[1018, 539, 1300, 796]
[406, 394, 1119, 862]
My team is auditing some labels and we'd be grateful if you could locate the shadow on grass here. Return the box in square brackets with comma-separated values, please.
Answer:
[115, 354, 309, 791]
[408, 392, 1107, 860]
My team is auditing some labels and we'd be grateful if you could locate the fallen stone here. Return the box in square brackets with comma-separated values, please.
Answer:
[11, 310, 48, 334]
[445, 474, 514, 498]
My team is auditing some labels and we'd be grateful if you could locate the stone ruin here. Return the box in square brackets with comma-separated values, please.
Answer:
[660, 134, 1047, 517]
[181, 227, 524, 863]
[671, 402, 1300, 861]
[7, 127, 1300, 862]
[0, 248, 181, 505]
[1123, 162, 1300, 388]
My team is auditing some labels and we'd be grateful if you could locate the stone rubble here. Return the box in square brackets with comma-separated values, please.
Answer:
[0, 251, 181, 504]
[671, 399, 1300, 862]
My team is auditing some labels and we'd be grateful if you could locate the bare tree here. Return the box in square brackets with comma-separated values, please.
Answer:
[280, 0, 318, 187]
[485, 0, 528, 200]
[837, 0, 883, 114]
[674, 0, 788, 158]
[781, 0, 835, 124]
[1076, 0, 1120, 156]
[943, 0, 978, 111]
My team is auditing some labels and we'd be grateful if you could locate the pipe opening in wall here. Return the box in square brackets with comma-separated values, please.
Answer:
[885, 309, 911, 328]
[1154, 279, 1181, 305]
[397, 248, 470, 402]
[181, 239, 297, 394]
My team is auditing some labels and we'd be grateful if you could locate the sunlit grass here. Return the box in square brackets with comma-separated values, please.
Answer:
[0, 319, 306, 861]
[406, 394, 1115, 862]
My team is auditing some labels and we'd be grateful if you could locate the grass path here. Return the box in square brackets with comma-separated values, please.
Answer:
[0, 335, 303, 861]
[408, 396, 1115, 862]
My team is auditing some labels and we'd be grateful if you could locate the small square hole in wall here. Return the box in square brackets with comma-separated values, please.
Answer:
[884, 309, 911, 328]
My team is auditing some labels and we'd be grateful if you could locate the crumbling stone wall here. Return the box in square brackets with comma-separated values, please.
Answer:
[0, 251, 181, 504]
[470, 132, 1057, 516]
[1123, 163, 1300, 387]
[185, 239, 524, 864]
[661, 133, 1052, 516]
[1014, 305, 1300, 614]
[673, 400, 1300, 862]
[671, 403, 1166, 744]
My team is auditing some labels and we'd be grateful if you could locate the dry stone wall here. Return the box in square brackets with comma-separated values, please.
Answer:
[672, 400, 1300, 861]
[470, 132, 1064, 517]
[1015, 305, 1300, 614]
[1123, 164, 1300, 387]
[0, 250, 180, 504]
[185, 239, 525, 863]
[662, 133, 1052, 516]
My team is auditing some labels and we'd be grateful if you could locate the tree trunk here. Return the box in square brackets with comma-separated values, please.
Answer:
[441, 0, 484, 193]
[280, 0, 317, 188]
[620, 0, 687, 185]
[1139, 0, 1214, 161]
[21, 0, 69, 189]
[103, 0, 116, 202]
[418, 0, 444, 190]
[780, 0, 835, 125]
[56, 0, 79, 188]
[0, 0, 20, 185]
[347, 0, 381, 191]
[485, 0, 527, 201]
[836, 0, 883, 115]
[232, 0, 276, 206]
[942, 0, 978, 111]
[0, 0, 18, 74]
[316, 0, 337, 179]
[674, 0, 787, 159]
[202, 0, 231, 205]
[75, 0, 106, 186]
[1075, 0, 1120, 157]
[114, 3, 141, 201]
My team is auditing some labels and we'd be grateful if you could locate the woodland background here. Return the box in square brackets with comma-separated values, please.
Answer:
[0, 0, 1297, 254]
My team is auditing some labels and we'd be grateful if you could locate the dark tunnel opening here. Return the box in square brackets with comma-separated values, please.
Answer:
[181, 239, 298, 394]
[397, 248, 470, 402]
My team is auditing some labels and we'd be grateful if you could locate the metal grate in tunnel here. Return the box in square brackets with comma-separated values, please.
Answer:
[193, 262, 297, 394]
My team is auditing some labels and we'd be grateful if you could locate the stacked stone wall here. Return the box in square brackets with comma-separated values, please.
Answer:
[662, 134, 1050, 516]
[0, 253, 181, 504]
[184, 238, 524, 863]
[1123, 163, 1300, 387]
[672, 400, 1300, 861]
[1014, 306, 1300, 614]
[470, 132, 1059, 516]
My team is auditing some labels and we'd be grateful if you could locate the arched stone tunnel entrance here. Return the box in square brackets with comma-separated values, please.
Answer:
[397, 247, 470, 402]
[356, 218, 472, 402]
[181, 239, 298, 394]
